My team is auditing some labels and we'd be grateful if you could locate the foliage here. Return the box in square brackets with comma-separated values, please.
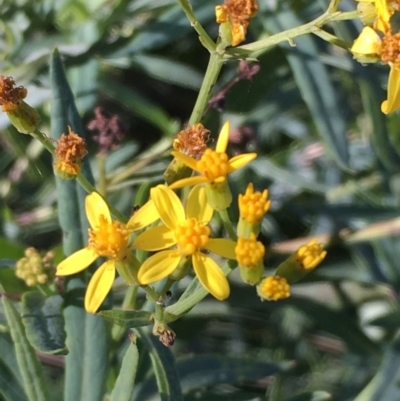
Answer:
[0, 0, 400, 400]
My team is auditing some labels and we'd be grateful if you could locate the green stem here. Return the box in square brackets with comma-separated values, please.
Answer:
[225, 10, 358, 56]
[218, 209, 237, 241]
[111, 285, 139, 341]
[165, 260, 236, 322]
[188, 52, 224, 125]
[97, 153, 107, 196]
[176, 0, 216, 52]
[159, 278, 175, 297]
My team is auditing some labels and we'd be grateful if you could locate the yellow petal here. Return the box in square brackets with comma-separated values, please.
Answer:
[215, 5, 228, 23]
[216, 121, 230, 153]
[350, 27, 381, 55]
[192, 252, 230, 300]
[171, 151, 199, 171]
[84, 260, 116, 313]
[228, 153, 257, 171]
[168, 175, 207, 190]
[186, 184, 213, 223]
[151, 185, 185, 230]
[381, 66, 400, 114]
[126, 199, 159, 231]
[133, 225, 176, 251]
[85, 192, 111, 228]
[138, 250, 181, 284]
[205, 239, 236, 259]
[56, 247, 98, 276]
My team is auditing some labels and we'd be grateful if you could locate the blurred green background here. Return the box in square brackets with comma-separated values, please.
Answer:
[1, 0, 400, 400]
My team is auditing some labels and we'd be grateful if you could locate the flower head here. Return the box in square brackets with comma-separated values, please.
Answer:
[215, 0, 259, 46]
[257, 275, 290, 301]
[56, 192, 158, 313]
[237, 182, 270, 237]
[0, 75, 27, 112]
[351, 27, 400, 113]
[170, 121, 257, 210]
[0, 75, 40, 134]
[235, 233, 265, 284]
[134, 185, 236, 300]
[54, 127, 88, 179]
[275, 239, 327, 284]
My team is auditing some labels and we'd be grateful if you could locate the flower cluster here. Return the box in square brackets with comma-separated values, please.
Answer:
[351, 0, 400, 113]
[53, 121, 327, 319]
[16, 247, 55, 287]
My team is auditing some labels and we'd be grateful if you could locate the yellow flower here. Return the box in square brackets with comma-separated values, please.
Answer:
[351, 27, 400, 113]
[134, 185, 236, 300]
[235, 233, 265, 284]
[215, 0, 259, 46]
[170, 121, 257, 210]
[56, 192, 158, 313]
[237, 182, 271, 237]
[275, 239, 327, 284]
[257, 275, 290, 301]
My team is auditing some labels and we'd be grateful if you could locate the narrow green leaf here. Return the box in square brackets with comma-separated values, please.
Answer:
[21, 292, 67, 355]
[354, 335, 400, 401]
[98, 310, 153, 327]
[50, 48, 109, 401]
[0, 358, 28, 401]
[110, 336, 139, 401]
[176, 355, 290, 393]
[290, 297, 381, 356]
[0, 332, 27, 401]
[2, 294, 50, 401]
[135, 329, 183, 401]
[270, 9, 349, 169]
[359, 75, 400, 172]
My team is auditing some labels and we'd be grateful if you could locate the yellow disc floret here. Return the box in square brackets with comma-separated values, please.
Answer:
[239, 183, 271, 224]
[257, 275, 290, 301]
[196, 149, 230, 184]
[88, 215, 129, 260]
[175, 218, 210, 255]
[235, 233, 265, 268]
[296, 239, 327, 271]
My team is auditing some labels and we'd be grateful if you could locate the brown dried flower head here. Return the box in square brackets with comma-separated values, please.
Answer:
[54, 126, 88, 179]
[173, 123, 210, 158]
[0, 75, 27, 112]
[381, 31, 400, 68]
[215, 0, 259, 46]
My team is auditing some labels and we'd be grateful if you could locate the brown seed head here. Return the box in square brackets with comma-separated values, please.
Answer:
[381, 31, 400, 68]
[173, 123, 210, 158]
[0, 75, 27, 112]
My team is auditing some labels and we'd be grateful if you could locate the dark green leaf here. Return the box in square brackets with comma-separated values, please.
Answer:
[21, 292, 67, 355]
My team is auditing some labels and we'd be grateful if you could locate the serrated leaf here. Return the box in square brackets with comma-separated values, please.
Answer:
[98, 310, 153, 327]
[21, 292, 67, 355]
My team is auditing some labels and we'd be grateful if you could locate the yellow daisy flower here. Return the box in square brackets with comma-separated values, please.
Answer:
[134, 185, 236, 300]
[169, 121, 257, 210]
[56, 192, 158, 313]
